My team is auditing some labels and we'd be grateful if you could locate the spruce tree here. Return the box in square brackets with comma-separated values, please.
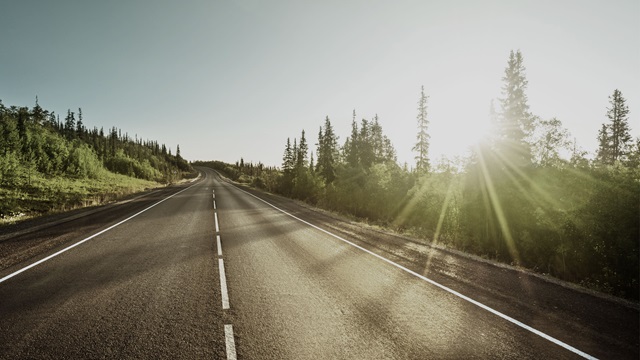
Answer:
[32, 96, 46, 125]
[413, 85, 430, 173]
[345, 117, 359, 168]
[316, 126, 324, 173]
[64, 110, 76, 140]
[316, 116, 338, 183]
[358, 119, 374, 168]
[596, 123, 612, 165]
[296, 130, 308, 170]
[607, 89, 632, 162]
[282, 137, 294, 173]
[76, 108, 84, 139]
[498, 50, 533, 167]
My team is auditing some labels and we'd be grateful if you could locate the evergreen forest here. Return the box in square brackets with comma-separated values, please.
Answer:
[196, 50, 640, 300]
[0, 99, 192, 220]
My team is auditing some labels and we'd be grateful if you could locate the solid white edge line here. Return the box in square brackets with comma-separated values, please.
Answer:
[0, 182, 199, 285]
[224, 324, 237, 360]
[217, 235, 223, 257]
[214, 212, 220, 233]
[226, 182, 598, 360]
[219, 258, 230, 309]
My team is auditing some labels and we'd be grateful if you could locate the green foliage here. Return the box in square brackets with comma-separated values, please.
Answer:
[316, 116, 339, 183]
[597, 89, 632, 165]
[197, 51, 638, 300]
[0, 98, 193, 219]
[413, 85, 430, 172]
[0, 171, 157, 222]
[496, 49, 533, 167]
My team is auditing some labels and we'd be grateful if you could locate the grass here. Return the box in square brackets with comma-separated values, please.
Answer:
[0, 171, 160, 225]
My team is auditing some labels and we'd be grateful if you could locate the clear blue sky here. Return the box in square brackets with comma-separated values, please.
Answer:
[1, 0, 638, 167]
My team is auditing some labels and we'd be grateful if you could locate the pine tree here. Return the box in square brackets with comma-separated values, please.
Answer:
[358, 119, 374, 168]
[316, 116, 338, 183]
[498, 50, 533, 167]
[607, 89, 632, 162]
[282, 137, 294, 173]
[64, 110, 76, 140]
[344, 115, 359, 168]
[0, 111, 19, 155]
[32, 96, 46, 125]
[596, 123, 612, 165]
[413, 85, 430, 173]
[296, 130, 308, 170]
[76, 108, 84, 139]
[292, 138, 298, 169]
[17, 107, 29, 145]
[316, 126, 324, 173]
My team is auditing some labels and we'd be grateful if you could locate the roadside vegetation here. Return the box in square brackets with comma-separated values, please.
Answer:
[0, 99, 193, 222]
[196, 50, 639, 301]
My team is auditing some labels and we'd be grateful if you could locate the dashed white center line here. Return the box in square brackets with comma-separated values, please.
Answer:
[224, 324, 237, 360]
[211, 183, 238, 359]
[218, 258, 230, 309]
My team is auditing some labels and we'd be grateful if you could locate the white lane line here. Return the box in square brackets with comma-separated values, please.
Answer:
[214, 200, 217, 210]
[217, 235, 223, 257]
[0, 183, 198, 285]
[214, 212, 220, 233]
[219, 258, 230, 309]
[224, 324, 237, 360]
[228, 184, 598, 360]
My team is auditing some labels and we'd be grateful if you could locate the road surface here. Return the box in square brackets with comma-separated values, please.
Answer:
[0, 167, 637, 359]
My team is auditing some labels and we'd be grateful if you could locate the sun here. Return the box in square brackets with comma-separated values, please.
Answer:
[430, 111, 493, 162]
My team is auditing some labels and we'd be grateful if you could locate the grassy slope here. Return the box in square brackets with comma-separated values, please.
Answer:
[0, 171, 160, 225]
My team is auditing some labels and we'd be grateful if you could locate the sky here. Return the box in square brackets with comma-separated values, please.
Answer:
[1, 0, 638, 167]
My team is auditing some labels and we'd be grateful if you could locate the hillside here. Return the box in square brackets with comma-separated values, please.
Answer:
[0, 99, 193, 222]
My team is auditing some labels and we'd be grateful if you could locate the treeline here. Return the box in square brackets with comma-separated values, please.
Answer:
[0, 98, 190, 185]
[208, 50, 639, 300]
[0, 98, 192, 217]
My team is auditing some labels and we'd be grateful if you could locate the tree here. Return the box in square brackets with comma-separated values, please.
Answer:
[32, 96, 47, 125]
[296, 129, 308, 170]
[606, 89, 632, 163]
[64, 110, 76, 140]
[596, 123, 612, 165]
[626, 137, 640, 169]
[76, 108, 84, 139]
[570, 138, 589, 168]
[282, 137, 294, 174]
[358, 119, 374, 168]
[344, 114, 359, 168]
[530, 117, 571, 167]
[370, 115, 396, 164]
[0, 113, 19, 155]
[497, 50, 533, 167]
[316, 116, 338, 183]
[596, 90, 632, 166]
[413, 85, 430, 173]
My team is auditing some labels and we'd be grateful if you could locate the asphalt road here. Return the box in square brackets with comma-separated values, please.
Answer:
[0, 167, 637, 359]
